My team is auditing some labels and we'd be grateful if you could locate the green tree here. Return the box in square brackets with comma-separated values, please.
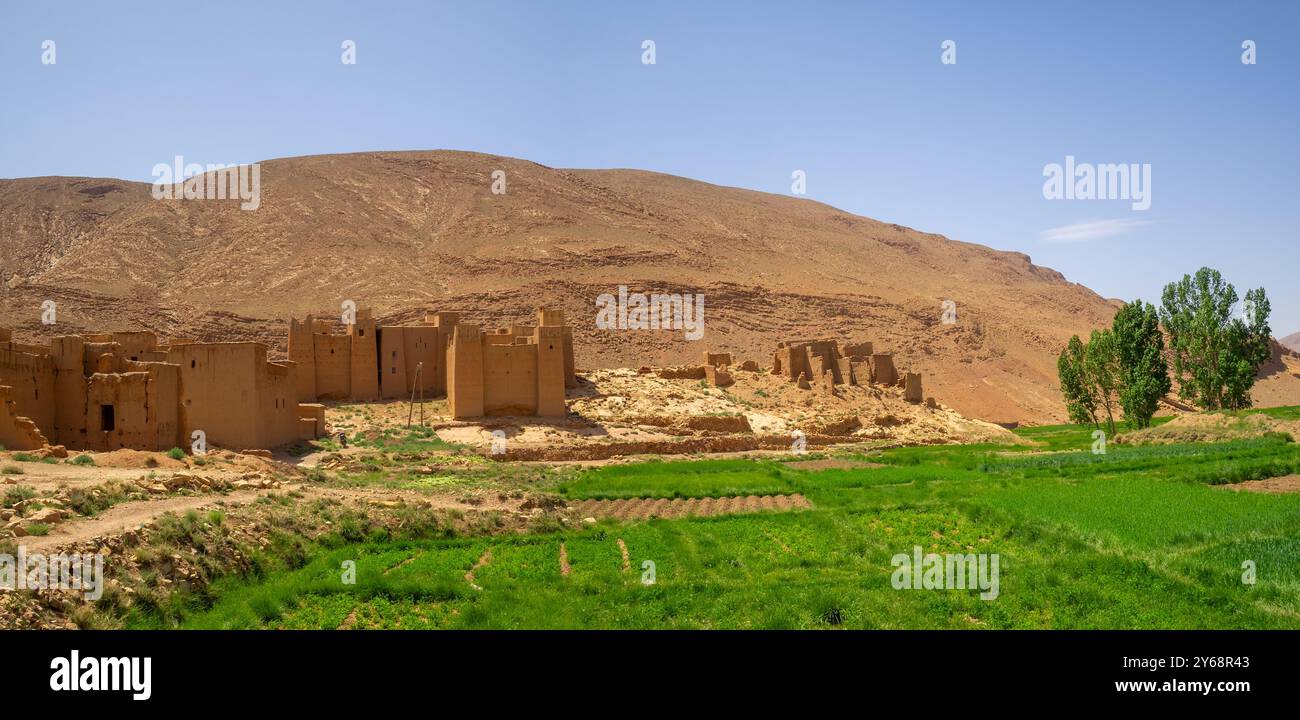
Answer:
[1159, 268, 1271, 410]
[1057, 335, 1098, 427]
[1084, 328, 1119, 436]
[1111, 299, 1171, 428]
[1224, 287, 1271, 408]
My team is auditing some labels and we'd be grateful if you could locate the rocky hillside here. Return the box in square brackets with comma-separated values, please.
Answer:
[3, 150, 1295, 423]
[1280, 331, 1300, 353]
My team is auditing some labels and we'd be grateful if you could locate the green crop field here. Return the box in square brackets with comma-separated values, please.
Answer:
[128, 413, 1300, 630]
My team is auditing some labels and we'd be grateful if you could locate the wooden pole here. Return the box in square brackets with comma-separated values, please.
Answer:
[407, 361, 423, 428]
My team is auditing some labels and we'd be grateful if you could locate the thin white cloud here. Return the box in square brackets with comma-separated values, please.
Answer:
[1039, 218, 1151, 244]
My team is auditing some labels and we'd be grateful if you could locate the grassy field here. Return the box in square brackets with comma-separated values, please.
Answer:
[131, 413, 1300, 629]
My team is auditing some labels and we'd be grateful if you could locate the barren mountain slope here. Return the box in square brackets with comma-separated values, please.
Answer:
[1281, 332, 1300, 353]
[3, 150, 1294, 423]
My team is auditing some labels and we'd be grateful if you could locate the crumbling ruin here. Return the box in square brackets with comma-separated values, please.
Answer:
[289, 307, 576, 419]
[0, 329, 314, 452]
[701, 351, 735, 387]
[0, 309, 924, 458]
[289, 308, 454, 403]
[0, 305, 579, 454]
[771, 339, 922, 401]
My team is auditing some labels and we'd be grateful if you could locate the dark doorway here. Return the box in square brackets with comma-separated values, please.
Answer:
[375, 327, 385, 392]
[100, 404, 116, 432]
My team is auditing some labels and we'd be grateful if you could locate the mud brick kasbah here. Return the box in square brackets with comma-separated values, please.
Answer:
[287, 307, 576, 417]
[0, 326, 304, 453]
[765, 339, 923, 402]
[0, 308, 922, 454]
[0, 308, 578, 453]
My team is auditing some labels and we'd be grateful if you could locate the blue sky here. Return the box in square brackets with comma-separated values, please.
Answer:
[2, 1, 1297, 333]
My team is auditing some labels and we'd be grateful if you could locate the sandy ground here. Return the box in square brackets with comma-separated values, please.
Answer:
[1116, 411, 1300, 445]
[1251, 346, 1300, 408]
[1, 463, 158, 491]
[16, 490, 269, 552]
[12, 480, 530, 553]
[323, 367, 1019, 463]
[1220, 474, 1300, 494]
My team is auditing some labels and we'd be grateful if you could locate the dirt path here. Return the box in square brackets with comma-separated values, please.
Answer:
[559, 543, 571, 576]
[1, 464, 167, 491]
[338, 609, 358, 630]
[0, 454, 270, 493]
[465, 548, 492, 591]
[15, 481, 527, 554]
[617, 538, 630, 573]
[510, 447, 897, 468]
[17, 489, 269, 551]
[283, 445, 368, 469]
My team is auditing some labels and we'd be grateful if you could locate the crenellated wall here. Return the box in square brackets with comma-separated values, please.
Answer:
[288, 307, 573, 413]
[168, 342, 302, 452]
[0, 305, 582, 449]
[446, 310, 570, 419]
[0, 330, 312, 452]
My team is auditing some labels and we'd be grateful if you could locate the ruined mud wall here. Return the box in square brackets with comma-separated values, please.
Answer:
[311, 333, 351, 400]
[288, 317, 317, 402]
[482, 343, 539, 415]
[348, 313, 378, 401]
[168, 342, 298, 451]
[0, 346, 55, 433]
[0, 385, 47, 451]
